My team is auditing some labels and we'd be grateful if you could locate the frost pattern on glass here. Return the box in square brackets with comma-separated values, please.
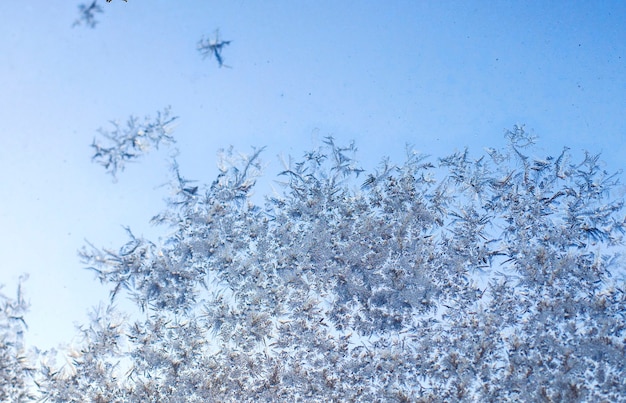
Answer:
[197, 30, 232, 68]
[72, 1, 104, 28]
[0, 276, 36, 402]
[6, 127, 626, 401]
[90, 107, 178, 179]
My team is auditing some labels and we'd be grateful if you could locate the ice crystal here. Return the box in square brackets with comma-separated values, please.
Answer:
[6, 127, 625, 401]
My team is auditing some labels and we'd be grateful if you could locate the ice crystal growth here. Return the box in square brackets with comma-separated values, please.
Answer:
[90, 107, 178, 179]
[5, 127, 626, 401]
[72, 1, 103, 29]
[0, 276, 36, 402]
[197, 30, 232, 68]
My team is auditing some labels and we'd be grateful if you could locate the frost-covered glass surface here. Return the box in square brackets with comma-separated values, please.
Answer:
[1, 1, 625, 401]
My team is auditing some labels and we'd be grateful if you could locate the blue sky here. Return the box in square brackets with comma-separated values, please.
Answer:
[1, 1, 625, 350]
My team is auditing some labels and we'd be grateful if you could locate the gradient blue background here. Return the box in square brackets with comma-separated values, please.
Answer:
[1, 1, 625, 350]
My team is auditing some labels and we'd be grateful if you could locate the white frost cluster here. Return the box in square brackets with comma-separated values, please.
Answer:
[3, 127, 625, 401]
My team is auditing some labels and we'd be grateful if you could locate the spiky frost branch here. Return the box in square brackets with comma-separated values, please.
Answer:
[30, 131, 626, 401]
[90, 107, 178, 179]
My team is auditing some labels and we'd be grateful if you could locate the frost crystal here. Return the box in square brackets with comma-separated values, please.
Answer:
[7, 128, 626, 401]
